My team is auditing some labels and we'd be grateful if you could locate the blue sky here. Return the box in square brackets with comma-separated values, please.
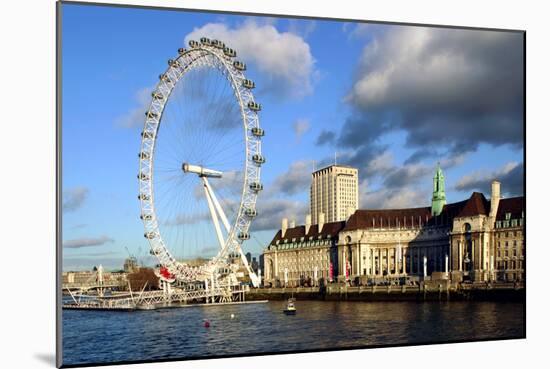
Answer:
[61, 3, 524, 271]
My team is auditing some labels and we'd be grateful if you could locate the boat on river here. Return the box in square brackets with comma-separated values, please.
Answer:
[283, 298, 296, 315]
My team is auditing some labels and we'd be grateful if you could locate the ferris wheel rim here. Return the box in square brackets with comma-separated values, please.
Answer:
[137, 39, 263, 283]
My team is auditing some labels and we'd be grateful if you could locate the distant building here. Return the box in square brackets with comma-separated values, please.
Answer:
[263, 165, 524, 286]
[310, 164, 358, 224]
[251, 257, 259, 273]
[245, 252, 252, 264]
[123, 256, 139, 273]
[62, 270, 127, 287]
[259, 254, 264, 275]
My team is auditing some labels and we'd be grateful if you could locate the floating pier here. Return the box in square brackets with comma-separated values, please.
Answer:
[63, 284, 250, 311]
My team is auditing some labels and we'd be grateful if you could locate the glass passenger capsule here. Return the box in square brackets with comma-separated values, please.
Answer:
[223, 47, 236, 57]
[238, 232, 250, 240]
[211, 39, 225, 49]
[251, 127, 265, 137]
[242, 79, 255, 89]
[249, 182, 263, 191]
[233, 61, 246, 71]
[245, 209, 257, 217]
[252, 154, 266, 165]
[137, 172, 150, 181]
[144, 232, 157, 239]
[247, 101, 261, 112]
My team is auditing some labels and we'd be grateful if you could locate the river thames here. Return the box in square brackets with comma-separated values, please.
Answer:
[62, 300, 524, 366]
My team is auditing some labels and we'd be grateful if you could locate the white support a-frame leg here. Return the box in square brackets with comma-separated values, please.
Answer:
[203, 177, 225, 251]
[202, 176, 261, 287]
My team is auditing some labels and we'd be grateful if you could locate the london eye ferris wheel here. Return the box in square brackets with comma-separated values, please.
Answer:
[137, 37, 264, 287]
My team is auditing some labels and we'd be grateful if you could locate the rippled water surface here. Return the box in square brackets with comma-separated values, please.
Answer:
[63, 300, 524, 366]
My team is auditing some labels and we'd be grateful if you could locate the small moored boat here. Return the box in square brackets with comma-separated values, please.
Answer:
[283, 298, 296, 315]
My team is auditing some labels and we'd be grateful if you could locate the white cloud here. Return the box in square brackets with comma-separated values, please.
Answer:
[63, 186, 89, 213]
[115, 87, 152, 128]
[63, 235, 114, 249]
[361, 187, 430, 210]
[287, 19, 317, 39]
[268, 160, 312, 196]
[292, 118, 310, 142]
[185, 21, 317, 99]
[454, 161, 523, 196]
[364, 151, 394, 178]
[342, 26, 523, 154]
[253, 199, 308, 231]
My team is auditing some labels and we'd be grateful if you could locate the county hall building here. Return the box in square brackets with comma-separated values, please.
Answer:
[262, 164, 524, 287]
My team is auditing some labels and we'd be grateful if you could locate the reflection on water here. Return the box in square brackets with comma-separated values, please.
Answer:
[62, 300, 524, 366]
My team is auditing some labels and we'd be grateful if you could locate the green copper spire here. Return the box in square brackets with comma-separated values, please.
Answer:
[431, 162, 446, 216]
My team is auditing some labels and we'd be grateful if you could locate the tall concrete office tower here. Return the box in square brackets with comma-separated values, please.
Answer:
[310, 164, 359, 224]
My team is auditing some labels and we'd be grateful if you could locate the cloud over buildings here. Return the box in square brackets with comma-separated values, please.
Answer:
[454, 161, 524, 197]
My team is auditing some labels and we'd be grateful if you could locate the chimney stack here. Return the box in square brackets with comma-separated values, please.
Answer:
[318, 212, 325, 232]
[305, 214, 312, 234]
[346, 206, 355, 220]
[281, 218, 288, 238]
[490, 180, 501, 219]
[289, 219, 296, 229]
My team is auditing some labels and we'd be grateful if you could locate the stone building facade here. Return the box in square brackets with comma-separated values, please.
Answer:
[262, 217, 345, 287]
[263, 165, 525, 285]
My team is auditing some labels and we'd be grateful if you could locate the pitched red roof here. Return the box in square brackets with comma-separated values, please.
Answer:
[456, 192, 490, 217]
[344, 207, 432, 231]
[269, 221, 346, 245]
[496, 196, 524, 221]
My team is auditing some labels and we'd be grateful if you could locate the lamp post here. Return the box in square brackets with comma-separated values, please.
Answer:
[423, 256, 428, 278]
